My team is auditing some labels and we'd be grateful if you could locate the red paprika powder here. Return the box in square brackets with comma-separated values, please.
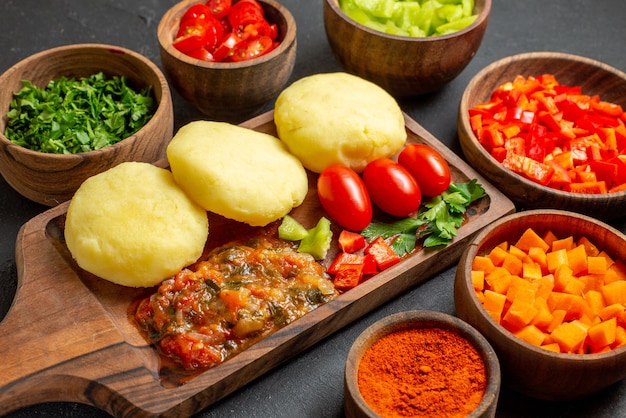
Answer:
[357, 327, 486, 417]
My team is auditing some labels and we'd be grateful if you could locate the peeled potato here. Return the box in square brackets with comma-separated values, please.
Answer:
[167, 121, 308, 227]
[274, 72, 407, 173]
[65, 162, 208, 288]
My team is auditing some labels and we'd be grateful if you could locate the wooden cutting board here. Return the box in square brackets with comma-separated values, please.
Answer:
[0, 111, 515, 417]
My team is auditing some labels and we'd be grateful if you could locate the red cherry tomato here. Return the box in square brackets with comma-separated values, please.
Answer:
[179, 4, 215, 30]
[317, 165, 373, 232]
[206, 0, 232, 19]
[230, 35, 275, 61]
[398, 143, 451, 197]
[173, 25, 209, 54]
[362, 158, 422, 217]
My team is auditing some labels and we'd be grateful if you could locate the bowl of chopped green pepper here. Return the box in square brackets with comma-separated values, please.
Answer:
[323, 0, 491, 96]
[0, 43, 173, 206]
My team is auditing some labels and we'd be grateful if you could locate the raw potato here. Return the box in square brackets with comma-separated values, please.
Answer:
[65, 162, 208, 288]
[274, 72, 407, 173]
[167, 121, 308, 227]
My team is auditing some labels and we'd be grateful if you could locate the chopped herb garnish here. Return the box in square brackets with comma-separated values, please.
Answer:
[361, 179, 487, 256]
[4, 72, 155, 154]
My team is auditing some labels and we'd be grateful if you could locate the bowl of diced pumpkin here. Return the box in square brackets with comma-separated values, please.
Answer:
[458, 52, 626, 220]
[454, 209, 626, 401]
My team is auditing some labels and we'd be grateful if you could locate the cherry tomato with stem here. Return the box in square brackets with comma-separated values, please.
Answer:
[362, 158, 422, 217]
[317, 165, 373, 232]
[398, 143, 451, 197]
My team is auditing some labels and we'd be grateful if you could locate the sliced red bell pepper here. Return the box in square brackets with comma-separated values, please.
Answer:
[327, 252, 363, 275]
[364, 236, 401, 271]
[337, 230, 366, 253]
[333, 264, 363, 291]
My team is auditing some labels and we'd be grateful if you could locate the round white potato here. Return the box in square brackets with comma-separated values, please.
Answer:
[65, 162, 208, 288]
[167, 121, 308, 227]
[274, 72, 407, 173]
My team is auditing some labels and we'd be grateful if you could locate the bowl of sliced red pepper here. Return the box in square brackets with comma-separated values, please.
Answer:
[157, 0, 296, 123]
[458, 52, 626, 220]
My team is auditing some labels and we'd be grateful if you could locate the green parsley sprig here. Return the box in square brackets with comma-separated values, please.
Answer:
[361, 179, 487, 256]
[4, 72, 155, 154]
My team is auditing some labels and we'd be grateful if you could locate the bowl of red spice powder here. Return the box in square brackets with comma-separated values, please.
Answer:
[344, 310, 501, 418]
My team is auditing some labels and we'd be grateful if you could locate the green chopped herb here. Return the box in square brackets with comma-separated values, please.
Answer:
[4, 72, 155, 154]
[361, 179, 486, 255]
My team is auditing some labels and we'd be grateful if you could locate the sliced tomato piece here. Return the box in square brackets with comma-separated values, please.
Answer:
[173, 25, 209, 53]
[207, 0, 232, 19]
[228, 1, 264, 30]
[212, 32, 243, 61]
[230, 35, 273, 61]
[179, 4, 215, 31]
[186, 46, 215, 61]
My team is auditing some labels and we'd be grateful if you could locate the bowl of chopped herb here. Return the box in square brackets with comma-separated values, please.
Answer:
[0, 43, 173, 206]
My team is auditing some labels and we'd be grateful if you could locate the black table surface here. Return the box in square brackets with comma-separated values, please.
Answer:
[2, 1, 626, 417]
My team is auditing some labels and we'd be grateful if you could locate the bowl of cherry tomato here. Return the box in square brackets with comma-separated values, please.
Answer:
[458, 52, 626, 220]
[323, 0, 491, 96]
[157, 0, 296, 122]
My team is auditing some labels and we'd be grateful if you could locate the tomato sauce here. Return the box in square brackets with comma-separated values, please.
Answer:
[134, 236, 338, 371]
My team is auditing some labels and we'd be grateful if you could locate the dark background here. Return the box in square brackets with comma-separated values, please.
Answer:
[1, 0, 626, 416]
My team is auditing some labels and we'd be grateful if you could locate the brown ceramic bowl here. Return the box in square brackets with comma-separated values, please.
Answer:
[344, 310, 500, 418]
[458, 52, 626, 220]
[454, 209, 626, 401]
[323, 0, 491, 97]
[0, 43, 173, 206]
[158, 0, 296, 123]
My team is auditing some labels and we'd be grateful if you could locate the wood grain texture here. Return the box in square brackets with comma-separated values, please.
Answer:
[457, 52, 626, 220]
[323, 0, 491, 96]
[0, 44, 174, 206]
[0, 111, 515, 417]
[157, 0, 296, 123]
[454, 210, 626, 401]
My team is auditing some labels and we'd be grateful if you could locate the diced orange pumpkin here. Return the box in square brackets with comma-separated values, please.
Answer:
[546, 248, 568, 273]
[602, 281, 626, 305]
[599, 303, 625, 321]
[547, 292, 590, 321]
[508, 244, 528, 260]
[546, 309, 567, 333]
[598, 251, 615, 269]
[502, 253, 523, 276]
[552, 235, 574, 252]
[541, 342, 561, 352]
[534, 275, 555, 300]
[506, 275, 538, 303]
[483, 290, 507, 322]
[515, 227, 550, 252]
[472, 255, 496, 274]
[587, 256, 608, 275]
[607, 260, 626, 283]
[584, 290, 605, 317]
[551, 320, 588, 353]
[504, 299, 539, 329]
[475, 290, 485, 303]
[522, 261, 543, 281]
[471, 270, 485, 291]
[528, 247, 549, 272]
[613, 326, 626, 349]
[566, 244, 588, 275]
[531, 297, 554, 330]
[485, 267, 513, 294]
[563, 277, 586, 296]
[514, 324, 547, 347]
[553, 264, 574, 292]
[578, 236, 600, 257]
[488, 245, 509, 266]
[579, 274, 605, 293]
[588, 317, 617, 349]
[542, 230, 559, 248]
